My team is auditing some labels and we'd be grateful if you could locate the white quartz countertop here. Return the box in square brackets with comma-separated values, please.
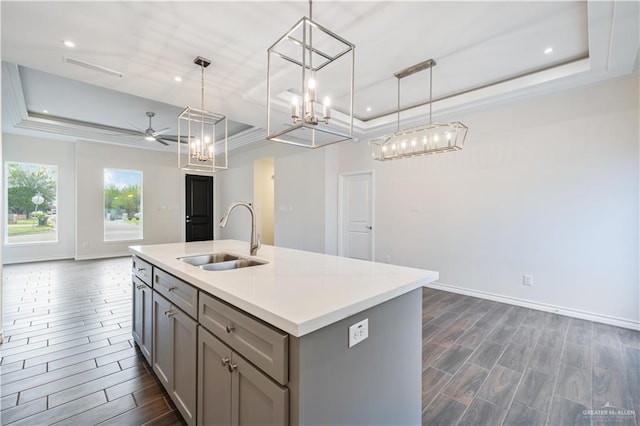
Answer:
[129, 240, 438, 337]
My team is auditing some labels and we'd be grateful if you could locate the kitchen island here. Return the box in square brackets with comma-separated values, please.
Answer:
[129, 240, 438, 425]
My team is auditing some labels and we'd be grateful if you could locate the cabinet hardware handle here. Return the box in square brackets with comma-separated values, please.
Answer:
[227, 363, 237, 373]
[226, 325, 235, 333]
[167, 287, 177, 292]
[221, 357, 230, 366]
[136, 284, 144, 290]
[366, 225, 373, 230]
[137, 267, 146, 272]
[164, 310, 174, 317]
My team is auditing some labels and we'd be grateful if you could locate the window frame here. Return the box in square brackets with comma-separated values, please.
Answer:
[4, 161, 59, 246]
[103, 168, 144, 242]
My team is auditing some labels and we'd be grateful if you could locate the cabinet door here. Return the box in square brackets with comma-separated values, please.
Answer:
[231, 354, 289, 426]
[140, 284, 153, 365]
[198, 327, 233, 426]
[152, 291, 172, 390]
[132, 279, 143, 349]
[172, 307, 198, 426]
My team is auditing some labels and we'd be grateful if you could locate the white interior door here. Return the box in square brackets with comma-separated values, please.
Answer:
[339, 172, 374, 261]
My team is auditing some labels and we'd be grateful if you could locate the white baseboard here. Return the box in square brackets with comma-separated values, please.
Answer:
[426, 281, 640, 331]
[2, 254, 74, 265]
[75, 252, 132, 261]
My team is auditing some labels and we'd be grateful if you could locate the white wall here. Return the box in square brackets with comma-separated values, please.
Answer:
[76, 141, 183, 259]
[2, 134, 76, 263]
[253, 158, 274, 245]
[332, 74, 639, 326]
[216, 142, 328, 253]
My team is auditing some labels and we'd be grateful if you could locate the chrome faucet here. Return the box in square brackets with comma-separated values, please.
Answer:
[219, 201, 261, 256]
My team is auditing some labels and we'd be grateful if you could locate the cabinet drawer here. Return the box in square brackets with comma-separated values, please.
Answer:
[132, 256, 152, 286]
[154, 268, 198, 319]
[199, 292, 288, 385]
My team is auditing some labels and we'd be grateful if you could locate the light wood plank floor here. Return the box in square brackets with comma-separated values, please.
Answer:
[1, 257, 638, 425]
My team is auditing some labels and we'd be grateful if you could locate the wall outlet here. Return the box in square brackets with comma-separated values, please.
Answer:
[523, 274, 533, 286]
[348, 318, 369, 348]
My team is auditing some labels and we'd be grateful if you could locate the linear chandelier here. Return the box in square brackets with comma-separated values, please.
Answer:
[178, 56, 228, 172]
[369, 59, 468, 161]
[266, 0, 354, 148]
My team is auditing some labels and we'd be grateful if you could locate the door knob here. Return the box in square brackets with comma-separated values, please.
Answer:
[366, 225, 373, 230]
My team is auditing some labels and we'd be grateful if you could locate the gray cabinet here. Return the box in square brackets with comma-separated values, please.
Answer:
[199, 292, 288, 385]
[153, 291, 198, 426]
[132, 256, 152, 285]
[198, 326, 288, 426]
[132, 276, 153, 365]
[154, 267, 198, 317]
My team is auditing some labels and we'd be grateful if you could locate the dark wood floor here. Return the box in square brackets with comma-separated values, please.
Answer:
[422, 288, 640, 426]
[0, 257, 185, 425]
[1, 258, 638, 425]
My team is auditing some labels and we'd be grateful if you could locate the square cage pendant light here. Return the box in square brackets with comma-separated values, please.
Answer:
[369, 59, 469, 161]
[178, 56, 228, 173]
[266, 0, 355, 148]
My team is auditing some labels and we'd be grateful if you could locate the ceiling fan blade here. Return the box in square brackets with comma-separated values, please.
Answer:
[127, 122, 146, 133]
[159, 135, 191, 143]
[153, 127, 171, 135]
[155, 138, 170, 146]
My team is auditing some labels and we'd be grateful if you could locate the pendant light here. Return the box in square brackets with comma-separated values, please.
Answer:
[369, 59, 469, 161]
[266, 0, 354, 148]
[178, 56, 228, 172]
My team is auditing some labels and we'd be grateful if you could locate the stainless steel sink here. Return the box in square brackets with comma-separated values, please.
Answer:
[179, 253, 239, 266]
[179, 253, 267, 271]
[199, 258, 267, 271]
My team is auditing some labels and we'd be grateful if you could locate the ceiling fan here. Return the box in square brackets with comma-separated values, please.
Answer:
[128, 111, 176, 146]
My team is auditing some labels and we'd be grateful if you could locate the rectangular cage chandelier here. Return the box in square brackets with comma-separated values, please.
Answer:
[266, 0, 355, 148]
[369, 59, 469, 161]
[178, 56, 228, 173]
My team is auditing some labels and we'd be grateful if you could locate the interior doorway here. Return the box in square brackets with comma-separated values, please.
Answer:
[253, 158, 275, 245]
[338, 171, 374, 261]
[185, 174, 213, 242]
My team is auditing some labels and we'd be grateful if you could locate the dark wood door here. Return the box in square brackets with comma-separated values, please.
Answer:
[185, 174, 213, 242]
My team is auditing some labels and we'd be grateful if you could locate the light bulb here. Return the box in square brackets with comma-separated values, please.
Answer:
[308, 78, 316, 89]
[401, 141, 407, 150]
[322, 97, 331, 121]
[411, 139, 417, 147]
[204, 136, 211, 144]
[145, 136, 155, 141]
[382, 145, 387, 152]
[446, 132, 452, 140]
[291, 95, 299, 106]
[423, 136, 427, 145]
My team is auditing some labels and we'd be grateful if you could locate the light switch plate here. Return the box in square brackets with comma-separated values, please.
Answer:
[348, 318, 369, 348]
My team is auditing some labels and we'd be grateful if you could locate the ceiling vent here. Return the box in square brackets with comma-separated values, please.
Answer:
[63, 56, 124, 78]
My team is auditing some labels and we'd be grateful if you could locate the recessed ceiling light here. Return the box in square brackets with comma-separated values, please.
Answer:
[544, 47, 554, 55]
[366, 107, 372, 112]
[43, 110, 49, 114]
[174, 76, 182, 82]
[63, 40, 75, 48]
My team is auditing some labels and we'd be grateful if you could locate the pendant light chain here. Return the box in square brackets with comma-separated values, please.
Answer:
[309, 0, 313, 74]
[397, 78, 401, 132]
[201, 62, 205, 112]
[429, 64, 433, 124]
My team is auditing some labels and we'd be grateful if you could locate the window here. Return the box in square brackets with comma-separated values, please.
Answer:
[5, 161, 58, 244]
[104, 169, 143, 241]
